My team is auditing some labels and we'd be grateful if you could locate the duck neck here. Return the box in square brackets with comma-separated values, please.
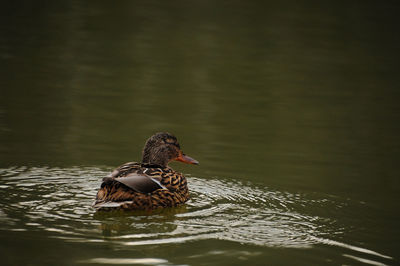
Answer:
[141, 151, 169, 168]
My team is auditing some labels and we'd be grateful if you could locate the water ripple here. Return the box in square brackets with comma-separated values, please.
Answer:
[0, 166, 394, 265]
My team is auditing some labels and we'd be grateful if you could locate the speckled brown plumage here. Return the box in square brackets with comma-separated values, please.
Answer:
[93, 132, 198, 211]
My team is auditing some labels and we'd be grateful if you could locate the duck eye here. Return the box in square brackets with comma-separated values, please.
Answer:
[165, 138, 175, 144]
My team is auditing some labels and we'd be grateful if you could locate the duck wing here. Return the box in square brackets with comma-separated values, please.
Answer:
[109, 162, 141, 178]
[115, 172, 166, 194]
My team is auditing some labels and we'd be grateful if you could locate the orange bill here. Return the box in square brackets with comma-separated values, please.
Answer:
[175, 153, 199, 165]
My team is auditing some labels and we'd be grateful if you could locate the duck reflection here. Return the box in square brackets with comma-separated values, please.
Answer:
[93, 205, 188, 237]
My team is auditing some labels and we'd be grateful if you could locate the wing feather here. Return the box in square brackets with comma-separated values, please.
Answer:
[115, 173, 166, 194]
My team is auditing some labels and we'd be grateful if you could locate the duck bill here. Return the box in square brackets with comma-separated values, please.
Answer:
[175, 153, 199, 165]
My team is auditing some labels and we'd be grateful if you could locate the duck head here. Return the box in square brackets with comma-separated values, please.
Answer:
[141, 132, 199, 167]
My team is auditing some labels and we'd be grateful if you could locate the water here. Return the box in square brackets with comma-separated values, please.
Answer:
[0, 166, 393, 265]
[1, 1, 400, 265]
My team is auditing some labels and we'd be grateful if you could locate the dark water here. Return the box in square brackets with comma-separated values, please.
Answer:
[1, 1, 400, 265]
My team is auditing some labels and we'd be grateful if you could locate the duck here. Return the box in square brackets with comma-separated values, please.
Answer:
[93, 132, 199, 211]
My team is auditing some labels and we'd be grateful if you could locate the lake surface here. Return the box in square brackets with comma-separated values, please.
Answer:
[1, 1, 399, 265]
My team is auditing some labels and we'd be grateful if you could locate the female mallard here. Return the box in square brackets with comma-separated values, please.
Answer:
[93, 132, 199, 210]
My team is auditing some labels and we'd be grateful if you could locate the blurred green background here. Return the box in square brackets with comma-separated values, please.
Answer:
[1, 1, 400, 265]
